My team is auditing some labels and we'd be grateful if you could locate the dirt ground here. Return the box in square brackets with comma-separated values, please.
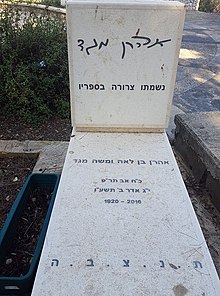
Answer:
[0, 116, 71, 293]
[0, 116, 72, 142]
[0, 156, 52, 277]
[0, 116, 219, 288]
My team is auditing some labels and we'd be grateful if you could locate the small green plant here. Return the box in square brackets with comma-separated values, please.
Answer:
[0, 7, 69, 124]
[41, 0, 62, 7]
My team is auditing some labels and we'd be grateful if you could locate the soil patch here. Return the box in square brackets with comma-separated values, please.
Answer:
[0, 186, 52, 277]
[0, 155, 37, 230]
[0, 116, 72, 142]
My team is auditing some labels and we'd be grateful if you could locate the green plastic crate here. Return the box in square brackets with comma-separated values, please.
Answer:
[0, 173, 60, 295]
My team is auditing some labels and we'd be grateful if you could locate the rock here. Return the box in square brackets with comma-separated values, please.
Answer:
[6, 258, 13, 265]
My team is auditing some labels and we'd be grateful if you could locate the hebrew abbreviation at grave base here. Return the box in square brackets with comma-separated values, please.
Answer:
[50, 258, 204, 270]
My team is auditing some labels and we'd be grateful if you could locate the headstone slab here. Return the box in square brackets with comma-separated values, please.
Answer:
[67, 0, 185, 132]
[31, 132, 220, 295]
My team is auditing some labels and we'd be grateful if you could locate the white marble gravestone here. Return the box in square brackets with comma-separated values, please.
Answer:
[67, 0, 185, 132]
[31, 1, 220, 295]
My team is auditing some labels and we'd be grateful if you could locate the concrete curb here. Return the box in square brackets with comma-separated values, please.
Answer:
[174, 111, 220, 210]
[0, 140, 69, 174]
[0, 1, 66, 17]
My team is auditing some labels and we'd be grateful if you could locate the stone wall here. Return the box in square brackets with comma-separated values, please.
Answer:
[61, 0, 201, 10]
[171, 0, 201, 10]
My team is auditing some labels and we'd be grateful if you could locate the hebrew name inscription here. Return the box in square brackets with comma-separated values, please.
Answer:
[69, 156, 170, 166]
[77, 29, 171, 59]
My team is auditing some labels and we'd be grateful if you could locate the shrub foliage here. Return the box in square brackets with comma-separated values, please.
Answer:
[0, 6, 69, 123]
[199, 0, 220, 12]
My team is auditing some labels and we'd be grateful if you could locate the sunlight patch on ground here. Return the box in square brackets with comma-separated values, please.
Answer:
[192, 74, 208, 83]
[191, 71, 216, 84]
[179, 48, 203, 60]
[213, 73, 220, 83]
